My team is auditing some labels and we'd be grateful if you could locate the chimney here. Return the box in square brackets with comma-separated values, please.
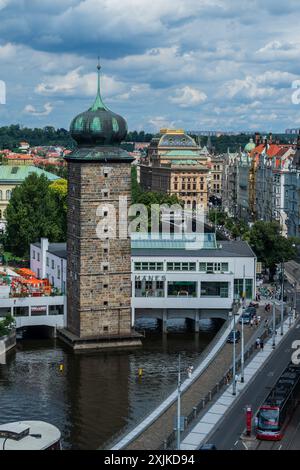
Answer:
[40, 237, 49, 279]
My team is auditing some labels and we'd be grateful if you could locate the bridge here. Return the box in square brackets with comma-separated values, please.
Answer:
[109, 299, 288, 450]
[0, 295, 65, 331]
[135, 308, 229, 332]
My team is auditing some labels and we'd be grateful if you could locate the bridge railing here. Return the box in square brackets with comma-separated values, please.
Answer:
[160, 311, 288, 450]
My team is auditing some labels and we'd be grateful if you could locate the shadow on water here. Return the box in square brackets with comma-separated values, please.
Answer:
[0, 318, 223, 449]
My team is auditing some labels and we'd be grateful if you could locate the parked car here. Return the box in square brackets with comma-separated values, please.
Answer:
[244, 306, 256, 317]
[239, 313, 252, 324]
[227, 330, 241, 343]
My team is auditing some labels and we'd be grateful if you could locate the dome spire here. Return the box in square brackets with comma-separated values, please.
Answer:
[90, 57, 108, 112]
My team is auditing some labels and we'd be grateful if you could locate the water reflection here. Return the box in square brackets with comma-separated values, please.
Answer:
[0, 319, 222, 449]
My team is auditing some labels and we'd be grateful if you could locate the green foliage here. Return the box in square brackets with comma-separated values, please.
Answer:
[248, 221, 299, 275]
[5, 174, 67, 257]
[0, 315, 15, 337]
[0, 125, 75, 150]
[208, 209, 228, 226]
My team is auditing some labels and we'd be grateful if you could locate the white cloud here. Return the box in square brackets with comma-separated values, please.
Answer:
[0, 0, 9, 10]
[169, 86, 207, 108]
[24, 102, 53, 116]
[35, 67, 127, 98]
[148, 116, 176, 131]
[255, 40, 300, 61]
[0, 42, 17, 59]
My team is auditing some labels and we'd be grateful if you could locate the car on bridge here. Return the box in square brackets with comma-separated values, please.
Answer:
[244, 306, 257, 317]
[227, 330, 241, 343]
[239, 312, 252, 325]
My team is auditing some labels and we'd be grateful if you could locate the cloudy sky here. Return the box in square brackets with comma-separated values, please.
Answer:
[0, 0, 300, 132]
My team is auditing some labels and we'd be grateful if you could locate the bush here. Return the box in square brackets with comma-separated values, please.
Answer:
[0, 315, 16, 337]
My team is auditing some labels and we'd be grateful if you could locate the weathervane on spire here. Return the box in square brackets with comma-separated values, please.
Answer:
[97, 56, 101, 72]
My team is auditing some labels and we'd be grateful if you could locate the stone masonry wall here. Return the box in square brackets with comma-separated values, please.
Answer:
[67, 158, 132, 338]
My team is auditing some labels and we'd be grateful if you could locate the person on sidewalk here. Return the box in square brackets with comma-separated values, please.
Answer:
[260, 339, 264, 351]
[256, 337, 260, 349]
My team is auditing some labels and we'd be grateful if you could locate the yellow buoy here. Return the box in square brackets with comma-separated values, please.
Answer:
[59, 364, 64, 372]
[138, 368, 143, 377]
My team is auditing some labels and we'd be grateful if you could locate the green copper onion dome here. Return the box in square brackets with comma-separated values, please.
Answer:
[70, 62, 127, 146]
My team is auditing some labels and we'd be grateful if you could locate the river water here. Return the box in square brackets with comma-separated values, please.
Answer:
[0, 319, 222, 449]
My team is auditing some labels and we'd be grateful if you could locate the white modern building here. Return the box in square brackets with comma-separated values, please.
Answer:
[29, 233, 256, 332]
[30, 238, 66, 294]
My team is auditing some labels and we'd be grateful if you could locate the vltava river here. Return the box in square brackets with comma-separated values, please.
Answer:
[0, 319, 222, 449]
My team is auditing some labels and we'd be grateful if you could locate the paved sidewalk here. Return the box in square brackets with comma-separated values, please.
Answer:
[111, 302, 275, 450]
[181, 314, 296, 450]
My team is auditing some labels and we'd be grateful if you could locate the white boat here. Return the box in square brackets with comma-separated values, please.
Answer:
[0, 421, 61, 450]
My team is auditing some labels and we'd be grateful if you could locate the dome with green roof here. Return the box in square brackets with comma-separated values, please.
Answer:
[70, 63, 127, 146]
[244, 138, 256, 153]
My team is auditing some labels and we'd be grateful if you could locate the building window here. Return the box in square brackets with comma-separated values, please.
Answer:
[0, 190, 2, 200]
[57, 266, 61, 279]
[6, 190, 11, 200]
[234, 279, 253, 299]
[51, 260, 54, 269]
[37, 252, 40, 262]
[46, 257, 49, 267]
[33, 250, 36, 260]
[135, 280, 142, 290]
[49, 305, 64, 315]
[134, 262, 163, 271]
[168, 281, 197, 297]
[201, 282, 229, 298]
[167, 262, 196, 271]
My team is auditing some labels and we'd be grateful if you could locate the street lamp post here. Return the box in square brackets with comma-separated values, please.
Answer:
[177, 354, 181, 450]
[241, 317, 245, 383]
[232, 311, 237, 395]
[293, 283, 297, 321]
[280, 260, 284, 335]
[272, 300, 276, 349]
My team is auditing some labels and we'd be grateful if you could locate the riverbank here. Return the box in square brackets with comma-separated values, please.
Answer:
[0, 330, 16, 362]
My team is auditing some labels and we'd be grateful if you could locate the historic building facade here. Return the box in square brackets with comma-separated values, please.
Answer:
[140, 129, 210, 210]
[60, 65, 141, 350]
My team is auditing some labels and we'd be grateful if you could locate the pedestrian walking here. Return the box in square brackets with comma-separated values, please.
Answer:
[260, 339, 264, 351]
[256, 337, 260, 349]
[257, 315, 261, 325]
[250, 318, 254, 327]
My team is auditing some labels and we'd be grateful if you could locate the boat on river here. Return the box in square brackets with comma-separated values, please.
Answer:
[0, 421, 61, 450]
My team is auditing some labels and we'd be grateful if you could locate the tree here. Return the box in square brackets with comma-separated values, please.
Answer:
[5, 174, 66, 257]
[248, 221, 299, 278]
[0, 315, 15, 337]
[208, 209, 228, 226]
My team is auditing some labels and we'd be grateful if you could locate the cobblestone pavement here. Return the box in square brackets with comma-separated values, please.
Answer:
[125, 303, 277, 450]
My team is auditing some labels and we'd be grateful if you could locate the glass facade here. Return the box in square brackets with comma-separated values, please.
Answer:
[234, 279, 253, 299]
[167, 281, 197, 297]
[200, 282, 229, 298]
